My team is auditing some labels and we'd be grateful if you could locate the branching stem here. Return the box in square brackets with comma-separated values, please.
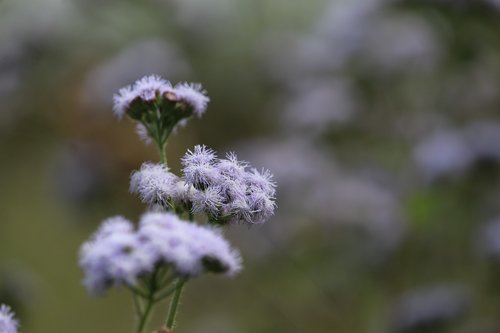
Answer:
[165, 278, 187, 329]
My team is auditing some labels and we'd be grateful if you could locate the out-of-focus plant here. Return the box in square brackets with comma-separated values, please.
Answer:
[78, 75, 276, 333]
[0, 304, 19, 333]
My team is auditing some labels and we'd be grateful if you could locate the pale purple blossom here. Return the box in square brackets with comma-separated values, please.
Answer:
[112, 75, 209, 120]
[112, 85, 136, 119]
[182, 145, 220, 190]
[171, 180, 198, 210]
[244, 189, 276, 224]
[130, 163, 179, 207]
[182, 145, 276, 224]
[133, 75, 172, 101]
[216, 152, 248, 180]
[245, 168, 277, 197]
[94, 216, 134, 240]
[80, 213, 242, 295]
[0, 304, 19, 333]
[112, 75, 172, 118]
[192, 185, 224, 216]
[138, 212, 242, 277]
[79, 216, 155, 295]
[174, 82, 210, 116]
[182, 144, 218, 166]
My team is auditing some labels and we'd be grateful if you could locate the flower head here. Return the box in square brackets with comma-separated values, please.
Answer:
[79, 212, 242, 295]
[137, 212, 242, 277]
[112, 85, 136, 119]
[79, 216, 156, 295]
[245, 168, 277, 197]
[181, 145, 276, 225]
[192, 185, 223, 216]
[134, 75, 172, 102]
[130, 163, 179, 208]
[170, 180, 197, 211]
[94, 216, 135, 239]
[216, 152, 247, 180]
[0, 304, 19, 333]
[173, 82, 210, 117]
[182, 145, 220, 190]
[182, 145, 217, 166]
[112, 76, 209, 126]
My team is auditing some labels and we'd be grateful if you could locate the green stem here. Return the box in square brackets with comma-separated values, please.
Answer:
[136, 269, 160, 333]
[158, 142, 167, 164]
[153, 284, 179, 303]
[165, 279, 187, 329]
[136, 298, 154, 333]
[158, 273, 177, 289]
[128, 285, 150, 299]
[132, 293, 143, 318]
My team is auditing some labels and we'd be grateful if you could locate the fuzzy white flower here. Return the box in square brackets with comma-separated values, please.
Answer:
[79, 216, 156, 295]
[182, 145, 220, 189]
[245, 168, 277, 197]
[181, 145, 276, 225]
[94, 216, 135, 239]
[138, 212, 242, 277]
[112, 75, 209, 122]
[171, 180, 198, 209]
[112, 75, 172, 119]
[174, 82, 210, 116]
[216, 152, 248, 180]
[182, 145, 217, 166]
[134, 75, 172, 101]
[0, 304, 19, 333]
[112, 85, 136, 119]
[192, 185, 223, 216]
[130, 163, 179, 207]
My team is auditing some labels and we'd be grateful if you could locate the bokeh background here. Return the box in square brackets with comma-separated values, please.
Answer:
[2, 0, 500, 332]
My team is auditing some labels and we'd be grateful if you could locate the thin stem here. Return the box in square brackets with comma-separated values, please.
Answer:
[132, 293, 143, 318]
[136, 269, 160, 333]
[165, 279, 187, 329]
[136, 298, 154, 333]
[155, 265, 168, 282]
[158, 142, 167, 164]
[188, 211, 194, 221]
[153, 284, 179, 303]
[158, 273, 177, 289]
[127, 285, 150, 299]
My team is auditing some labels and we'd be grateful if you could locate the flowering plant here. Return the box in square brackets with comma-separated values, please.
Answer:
[79, 75, 276, 333]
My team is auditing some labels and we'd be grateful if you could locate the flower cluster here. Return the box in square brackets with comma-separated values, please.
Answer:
[112, 75, 209, 148]
[138, 212, 242, 277]
[0, 304, 19, 333]
[79, 213, 241, 295]
[130, 145, 276, 225]
[183, 146, 276, 224]
[80, 74, 275, 333]
[79, 216, 153, 295]
[113, 75, 209, 119]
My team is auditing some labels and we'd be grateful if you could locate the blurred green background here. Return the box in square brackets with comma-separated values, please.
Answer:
[3, 0, 500, 332]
